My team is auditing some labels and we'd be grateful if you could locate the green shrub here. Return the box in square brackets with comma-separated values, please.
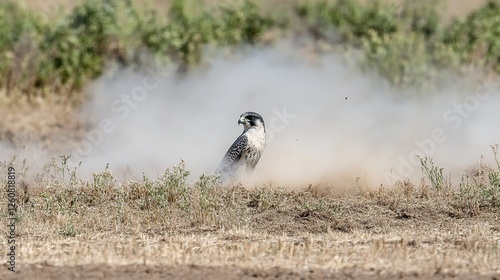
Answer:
[296, 0, 497, 88]
[0, 0, 499, 97]
[141, 0, 276, 67]
[0, 0, 279, 96]
[0, 3, 44, 92]
[444, 1, 500, 73]
[419, 157, 447, 190]
[36, 0, 141, 89]
[296, 0, 399, 41]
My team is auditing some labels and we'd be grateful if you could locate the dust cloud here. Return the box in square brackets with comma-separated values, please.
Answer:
[4, 40, 500, 188]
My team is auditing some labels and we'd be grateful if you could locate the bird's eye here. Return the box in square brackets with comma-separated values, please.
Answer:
[247, 116, 254, 120]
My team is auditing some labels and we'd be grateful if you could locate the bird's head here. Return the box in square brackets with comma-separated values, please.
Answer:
[238, 112, 265, 132]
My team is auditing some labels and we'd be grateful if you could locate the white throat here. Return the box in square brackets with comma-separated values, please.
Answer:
[244, 125, 266, 148]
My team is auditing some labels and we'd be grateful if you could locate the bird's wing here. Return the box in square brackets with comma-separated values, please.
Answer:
[216, 133, 248, 175]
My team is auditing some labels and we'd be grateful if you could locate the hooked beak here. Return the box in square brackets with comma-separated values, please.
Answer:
[238, 117, 247, 125]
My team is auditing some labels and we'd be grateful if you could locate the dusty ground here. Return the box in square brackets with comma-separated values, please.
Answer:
[0, 182, 499, 279]
[2, 264, 499, 280]
[0, 95, 85, 155]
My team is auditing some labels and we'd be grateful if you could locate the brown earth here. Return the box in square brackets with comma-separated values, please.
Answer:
[1, 264, 499, 280]
[0, 96, 86, 155]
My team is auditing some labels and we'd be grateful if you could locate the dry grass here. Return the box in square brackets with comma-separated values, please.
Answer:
[0, 92, 85, 156]
[8, 222, 500, 270]
[0, 162, 499, 278]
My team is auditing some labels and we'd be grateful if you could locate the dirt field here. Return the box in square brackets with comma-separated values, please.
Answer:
[2, 264, 499, 280]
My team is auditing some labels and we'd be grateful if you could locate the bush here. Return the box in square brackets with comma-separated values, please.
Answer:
[0, 0, 280, 97]
[0, 3, 44, 93]
[141, 0, 276, 67]
[444, 1, 500, 73]
[296, 0, 498, 88]
[36, 0, 141, 90]
[0, 0, 498, 97]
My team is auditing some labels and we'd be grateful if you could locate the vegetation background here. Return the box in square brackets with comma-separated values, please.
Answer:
[0, 0, 499, 97]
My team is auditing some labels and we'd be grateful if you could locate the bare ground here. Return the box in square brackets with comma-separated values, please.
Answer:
[2, 264, 499, 280]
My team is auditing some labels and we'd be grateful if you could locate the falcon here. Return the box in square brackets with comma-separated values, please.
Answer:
[216, 112, 266, 182]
